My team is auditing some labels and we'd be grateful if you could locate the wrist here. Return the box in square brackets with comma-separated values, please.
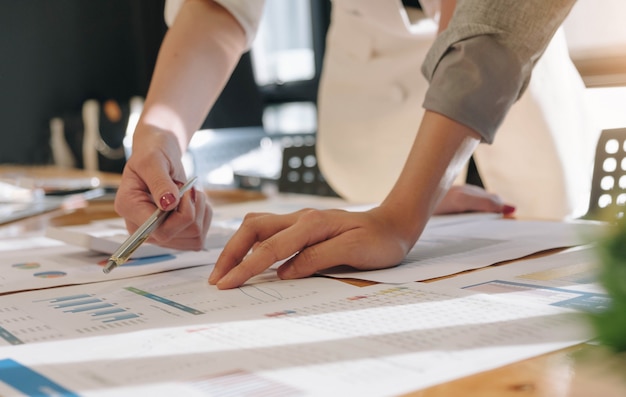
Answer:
[134, 104, 191, 152]
[132, 122, 184, 162]
[369, 202, 430, 253]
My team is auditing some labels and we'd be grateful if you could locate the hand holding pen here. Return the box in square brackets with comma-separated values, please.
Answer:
[103, 177, 198, 274]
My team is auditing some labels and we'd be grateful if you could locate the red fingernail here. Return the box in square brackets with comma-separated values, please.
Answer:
[160, 193, 176, 210]
[190, 187, 197, 203]
[503, 205, 516, 215]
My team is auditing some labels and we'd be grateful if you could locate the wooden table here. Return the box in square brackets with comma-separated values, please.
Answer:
[1, 166, 625, 396]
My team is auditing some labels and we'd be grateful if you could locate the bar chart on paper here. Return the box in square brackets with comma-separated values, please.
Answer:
[0, 279, 592, 397]
[0, 293, 148, 346]
[0, 266, 354, 346]
[0, 238, 220, 295]
[44, 294, 143, 323]
[431, 247, 609, 311]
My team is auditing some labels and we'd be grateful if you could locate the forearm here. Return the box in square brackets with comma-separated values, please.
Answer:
[136, 0, 247, 153]
[380, 110, 481, 249]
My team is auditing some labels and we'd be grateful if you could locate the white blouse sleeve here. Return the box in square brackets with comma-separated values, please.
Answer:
[164, 0, 265, 49]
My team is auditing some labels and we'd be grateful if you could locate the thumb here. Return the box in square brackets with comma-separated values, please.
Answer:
[147, 174, 184, 211]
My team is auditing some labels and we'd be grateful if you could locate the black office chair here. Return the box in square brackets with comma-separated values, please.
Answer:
[278, 140, 339, 197]
[584, 127, 626, 221]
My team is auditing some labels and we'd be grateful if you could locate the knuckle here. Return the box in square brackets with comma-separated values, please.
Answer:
[255, 239, 280, 264]
[298, 208, 325, 224]
[113, 198, 125, 215]
[241, 212, 263, 225]
[239, 263, 259, 280]
[296, 246, 320, 268]
[177, 207, 198, 225]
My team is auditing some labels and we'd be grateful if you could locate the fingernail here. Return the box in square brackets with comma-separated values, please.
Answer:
[190, 187, 197, 203]
[208, 270, 218, 284]
[216, 274, 238, 290]
[160, 192, 176, 210]
[215, 279, 230, 290]
[503, 205, 516, 215]
[173, 179, 185, 188]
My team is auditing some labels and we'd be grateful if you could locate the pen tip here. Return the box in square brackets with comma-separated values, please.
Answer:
[103, 260, 117, 274]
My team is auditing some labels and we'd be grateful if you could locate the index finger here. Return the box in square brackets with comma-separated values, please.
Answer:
[209, 211, 303, 284]
[212, 209, 338, 289]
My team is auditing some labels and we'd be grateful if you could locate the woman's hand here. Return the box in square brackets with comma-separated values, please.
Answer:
[114, 0, 248, 251]
[209, 206, 412, 289]
[114, 127, 212, 251]
[434, 184, 515, 215]
[208, 183, 514, 289]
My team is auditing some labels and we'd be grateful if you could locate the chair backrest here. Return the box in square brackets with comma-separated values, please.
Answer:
[585, 127, 626, 220]
[278, 140, 339, 197]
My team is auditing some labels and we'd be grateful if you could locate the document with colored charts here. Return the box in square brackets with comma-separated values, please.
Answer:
[0, 265, 588, 396]
[321, 218, 608, 283]
[0, 218, 236, 294]
[2, 195, 346, 295]
[209, 195, 608, 284]
[430, 245, 610, 311]
[0, 243, 218, 295]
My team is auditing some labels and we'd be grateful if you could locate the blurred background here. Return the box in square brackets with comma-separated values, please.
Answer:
[0, 0, 625, 191]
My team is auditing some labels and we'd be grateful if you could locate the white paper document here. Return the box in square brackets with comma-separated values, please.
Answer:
[46, 217, 238, 255]
[322, 218, 607, 283]
[45, 220, 175, 258]
[0, 266, 589, 396]
[0, 217, 242, 295]
[431, 245, 609, 311]
[13, 195, 607, 296]
[212, 196, 606, 284]
[0, 243, 219, 295]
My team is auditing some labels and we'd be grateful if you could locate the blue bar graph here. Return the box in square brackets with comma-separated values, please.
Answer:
[0, 326, 23, 345]
[49, 294, 92, 302]
[102, 313, 140, 323]
[90, 308, 126, 317]
[36, 294, 92, 303]
[53, 298, 102, 308]
[38, 293, 143, 325]
[63, 303, 114, 313]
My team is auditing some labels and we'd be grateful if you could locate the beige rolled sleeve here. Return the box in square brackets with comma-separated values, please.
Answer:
[421, 0, 576, 143]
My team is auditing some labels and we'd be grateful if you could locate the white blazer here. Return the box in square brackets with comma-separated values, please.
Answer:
[316, 0, 598, 220]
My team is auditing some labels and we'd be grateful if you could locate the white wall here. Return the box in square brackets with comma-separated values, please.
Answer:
[564, 0, 626, 58]
[562, 1, 626, 131]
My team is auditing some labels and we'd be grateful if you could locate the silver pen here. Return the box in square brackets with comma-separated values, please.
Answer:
[102, 177, 197, 274]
